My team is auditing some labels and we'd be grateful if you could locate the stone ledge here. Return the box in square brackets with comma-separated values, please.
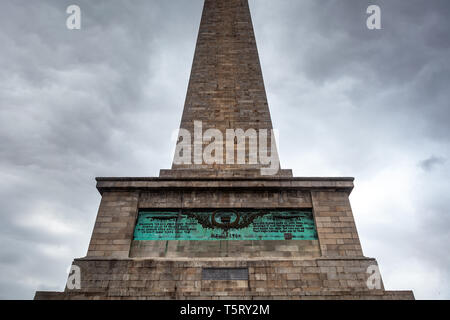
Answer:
[95, 177, 355, 195]
[35, 290, 415, 300]
[74, 256, 372, 262]
[96, 176, 355, 182]
[160, 168, 294, 178]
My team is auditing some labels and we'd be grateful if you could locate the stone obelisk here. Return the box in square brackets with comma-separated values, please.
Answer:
[35, 0, 414, 300]
[166, 0, 280, 176]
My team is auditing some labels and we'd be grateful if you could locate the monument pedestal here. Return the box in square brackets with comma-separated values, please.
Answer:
[35, 176, 414, 300]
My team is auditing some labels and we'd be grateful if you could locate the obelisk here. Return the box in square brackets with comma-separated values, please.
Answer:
[163, 0, 285, 177]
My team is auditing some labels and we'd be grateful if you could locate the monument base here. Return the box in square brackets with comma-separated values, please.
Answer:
[34, 176, 414, 300]
[35, 257, 413, 300]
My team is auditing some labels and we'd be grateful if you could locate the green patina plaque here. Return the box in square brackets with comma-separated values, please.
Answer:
[133, 209, 318, 241]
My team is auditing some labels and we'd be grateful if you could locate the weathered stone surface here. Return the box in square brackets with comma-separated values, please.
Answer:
[129, 240, 321, 259]
[35, 258, 413, 300]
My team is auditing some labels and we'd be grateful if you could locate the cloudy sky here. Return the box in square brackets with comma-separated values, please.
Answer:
[1, 0, 449, 299]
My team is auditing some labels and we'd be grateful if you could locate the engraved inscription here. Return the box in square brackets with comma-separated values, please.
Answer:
[133, 209, 318, 241]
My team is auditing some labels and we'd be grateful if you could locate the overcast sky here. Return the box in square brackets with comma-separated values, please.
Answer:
[0, 0, 449, 299]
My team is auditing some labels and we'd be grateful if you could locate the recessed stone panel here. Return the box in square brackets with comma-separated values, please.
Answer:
[139, 190, 312, 208]
[202, 268, 249, 280]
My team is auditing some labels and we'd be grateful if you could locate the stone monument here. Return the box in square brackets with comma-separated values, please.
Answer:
[35, 0, 414, 300]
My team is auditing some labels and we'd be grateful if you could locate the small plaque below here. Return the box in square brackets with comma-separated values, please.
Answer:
[202, 268, 249, 280]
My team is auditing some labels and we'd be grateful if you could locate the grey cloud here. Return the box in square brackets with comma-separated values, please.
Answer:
[252, 0, 450, 299]
[419, 155, 446, 171]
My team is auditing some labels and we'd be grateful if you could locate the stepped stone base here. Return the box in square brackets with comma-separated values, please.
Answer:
[34, 257, 413, 300]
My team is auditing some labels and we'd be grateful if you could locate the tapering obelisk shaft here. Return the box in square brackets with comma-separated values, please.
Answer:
[167, 0, 284, 177]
